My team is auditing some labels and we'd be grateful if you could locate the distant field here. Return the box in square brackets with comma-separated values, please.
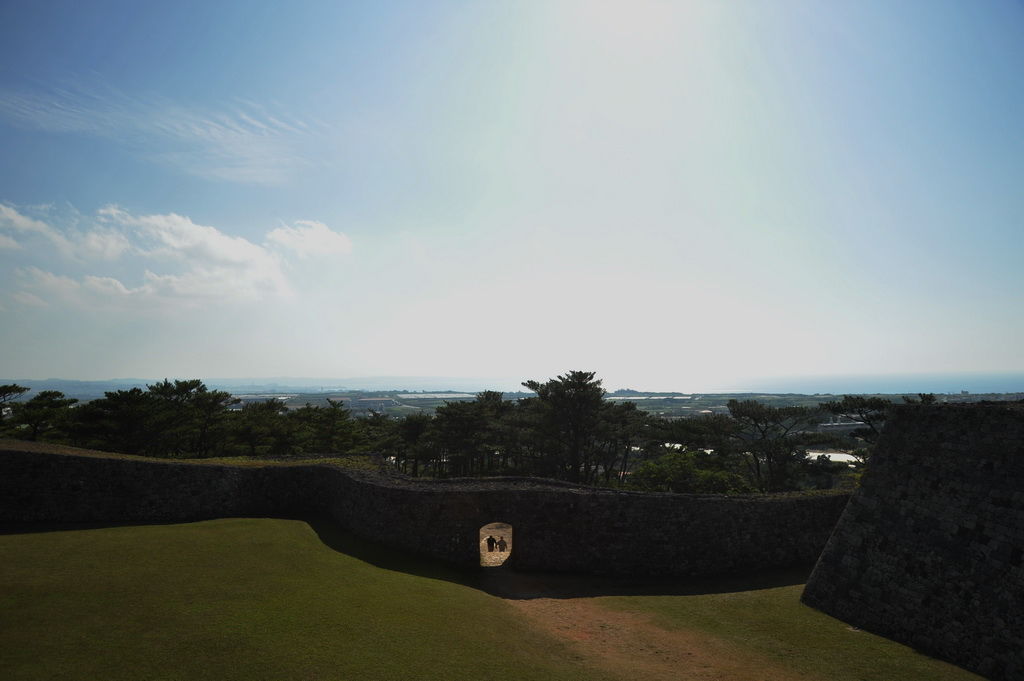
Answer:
[270, 389, 1024, 418]
[0, 518, 981, 681]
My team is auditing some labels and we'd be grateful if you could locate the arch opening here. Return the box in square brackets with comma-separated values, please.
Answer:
[479, 522, 513, 567]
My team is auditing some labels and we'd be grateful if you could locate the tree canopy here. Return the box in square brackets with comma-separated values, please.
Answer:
[1, 372, 871, 493]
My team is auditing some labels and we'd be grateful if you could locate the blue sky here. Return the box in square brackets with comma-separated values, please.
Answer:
[1, 0, 1022, 391]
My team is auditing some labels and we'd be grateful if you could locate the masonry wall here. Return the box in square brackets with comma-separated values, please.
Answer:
[801, 403, 1024, 681]
[0, 449, 319, 522]
[318, 471, 849, 576]
[0, 446, 848, 578]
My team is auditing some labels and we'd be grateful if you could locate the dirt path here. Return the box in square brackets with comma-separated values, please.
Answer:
[482, 571, 817, 681]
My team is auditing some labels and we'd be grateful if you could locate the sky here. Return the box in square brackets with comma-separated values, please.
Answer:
[1, 0, 1022, 393]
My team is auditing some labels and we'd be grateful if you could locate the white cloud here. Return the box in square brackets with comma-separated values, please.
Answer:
[1, 203, 128, 260]
[0, 203, 52, 234]
[16, 266, 81, 301]
[0, 83, 325, 185]
[6, 201, 352, 307]
[10, 291, 48, 307]
[79, 229, 130, 260]
[0, 203, 73, 256]
[266, 220, 353, 258]
[6, 203, 349, 308]
[108, 208, 266, 265]
[98, 207, 292, 301]
[82, 275, 138, 297]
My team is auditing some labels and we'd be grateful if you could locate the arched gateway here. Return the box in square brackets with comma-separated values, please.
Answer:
[479, 522, 513, 566]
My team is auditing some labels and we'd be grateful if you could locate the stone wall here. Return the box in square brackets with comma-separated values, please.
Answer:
[1, 449, 288, 522]
[317, 470, 849, 576]
[0, 445, 848, 578]
[802, 403, 1024, 681]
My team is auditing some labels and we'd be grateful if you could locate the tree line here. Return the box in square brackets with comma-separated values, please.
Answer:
[0, 372, 910, 493]
[0, 380, 362, 459]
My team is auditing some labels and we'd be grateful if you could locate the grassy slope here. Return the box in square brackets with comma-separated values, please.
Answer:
[602, 577, 982, 681]
[1, 518, 612, 681]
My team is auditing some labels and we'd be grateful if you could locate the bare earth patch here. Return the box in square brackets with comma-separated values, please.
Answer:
[483, 571, 817, 681]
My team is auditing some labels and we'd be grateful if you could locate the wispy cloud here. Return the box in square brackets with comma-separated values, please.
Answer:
[267, 220, 353, 258]
[0, 81, 327, 184]
[15, 266, 82, 304]
[10, 290, 48, 307]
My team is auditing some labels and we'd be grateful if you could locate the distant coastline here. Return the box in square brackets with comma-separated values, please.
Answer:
[2, 371, 1022, 401]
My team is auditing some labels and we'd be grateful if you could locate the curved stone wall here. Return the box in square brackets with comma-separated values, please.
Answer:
[0, 445, 848, 578]
[317, 471, 849, 576]
[802, 403, 1024, 681]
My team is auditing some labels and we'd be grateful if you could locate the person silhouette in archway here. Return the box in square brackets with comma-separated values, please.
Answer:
[485, 535, 496, 552]
[496, 536, 508, 553]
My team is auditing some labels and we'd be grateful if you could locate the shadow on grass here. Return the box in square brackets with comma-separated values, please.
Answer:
[1, 516, 486, 590]
[305, 515, 482, 588]
[306, 515, 813, 601]
[472, 562, 812, 600]
[2, 516, 813, 601]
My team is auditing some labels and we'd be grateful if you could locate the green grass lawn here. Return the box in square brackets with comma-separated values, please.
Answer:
[0, 518, 612, 681]
[602, 576, 983, 681]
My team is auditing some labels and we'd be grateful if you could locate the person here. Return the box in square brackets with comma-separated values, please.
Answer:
[485, 535, 496, 552]
[496, 536, 507, 553]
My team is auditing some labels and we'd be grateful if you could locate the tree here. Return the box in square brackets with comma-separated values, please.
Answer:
[8, 390, 78, 441]
[144, 379, 237, 457]
[655, 413, 751, 482]
[396, 411, 432, 475]
[594, 400, 651, 484]
[472, 391, 514, 474]
[820, 395, 892, 463]
[392, 374, 654, 484]
[187, 387, 239, 457]
[70, 388, 155, 453]
[0, 384, 29, 422]
[355, 410, 399, 461]
[522, 371, 606, 483]
[314, 398, 357, 452]
[431, 399, 488, 476]
[231, 399, 286, 457]
[629, 450, 753, 494]
[726, 400, 823, 492]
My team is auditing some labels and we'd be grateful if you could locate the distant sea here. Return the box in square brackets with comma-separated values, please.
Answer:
[3, 372, 1023, 400]
[731, 372, 1024, 395]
